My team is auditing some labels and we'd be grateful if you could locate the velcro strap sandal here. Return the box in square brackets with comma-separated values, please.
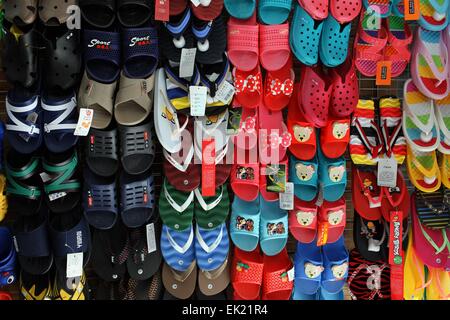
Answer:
[86, 127, 119, 177]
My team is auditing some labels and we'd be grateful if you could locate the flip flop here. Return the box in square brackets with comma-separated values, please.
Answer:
[78, 72, 117, 129]
[258, 102, 290, 164]
[233, 66, 262, 109]
[412, 192, 449, 269]
[119, 122, 156, 175]
[91, 221, 129, 282]
[126, 222, 162, 280]
[231, 247, 263, 300]
[83, 29, 121, 84]
[330, 0, 362, 23]
[353, 210, 387, 262]
[258, 0, 292, 25]
[227, 15, 259, 72]
[119, 271, 163, 300]
[320, 118, 351, 159]
[289, 197, 318, 244]
[159, 9, 195, 63]
[419, 0, 449, 31]
[319, 198, 347, 244]
[79, 0, 116, 28]
[41, 91, 78, 153]
[287, 84, 317, 161]
[195, 223, 229, 271]
[411, 27, 450, 100]
[329, 57, 359, 118]
[321, 236, 349, 294]
[0, 175, 7, 223]
[259, 196, 288, 256]
[85, 127, 119, 177]
[161, 225, 196, 272]
[426, 267, 450, 300]
[5, 151, 42, 216]
[192, 15, 227, 65]
[230, 195, 260, 252]
[38, 0, 77, 25]
[263, 58, 294, 111]
[191, 0, 224, 21]
[362, 0, 392, 17]
[120, 172, 155, 228]
[82, 168, 118, 230]
[0, 227, 16, 287]
[122, 27, 158, 79]
[20, 271, 51, 300]
[406, 145, 441, 193]
[289, 155, 319, 202]
[48, 208, 91, 274]
[441, 154, 450, 189]
[298, 65, 332, 128]
[354, 11, 388, 77]
[379, 97, 406, 164]
[350, 99, 383, 166]
[290, 3, 324, 66]
[435, 94, 450, 154]
[231, 160, 260, 202]
[197, 258, 230, 297]
[380, 170, 410, 222]
[162, 261, 197, 300]
[159, 179, 194, 232]
[318, 146, 347, 202]
[53, 270, 89, 300]
[5, 86, 42, 154]
[383, 16, 412, 78]
[4, 0, 38, 25]
[415, 190, 450, 231]
[351, 166, 383, 221]
[41, 28, 81, 90]
[117, 0, 154, 27]
[194, 186, 229, 230]
[2, 23, 39, 88]
[194, 110, 230, 161]
[298, 0, 328, 20]
[224, 0, 256, 19]
[259, 23, 290, 72]
[262, 249, 293, 300]
[319, 15, 352, 68]
[294, 241, 323, 295]
[42, 149, 81, 214]
[13, 206, 53, 275]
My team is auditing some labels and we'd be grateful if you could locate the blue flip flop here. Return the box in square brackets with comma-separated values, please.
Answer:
[289, 155, 319, 202]
[259, 196, 288, 256]
[319, 15, 352, 67]
[319, 287, 344, 300]
[290, 3, 324, 66]
[294, 241, 323, 295]
[230, 195, 260, 252]
[161, 225, 196, 272]
[321, 236, 349, 294]
[318, 145, 347, 202]
[258, 0, 292, 25]
[195, 223, 229, 271]
[224, 0, 256, 19]
[0, 227, 16, 286]
[41, 91, 78, 154]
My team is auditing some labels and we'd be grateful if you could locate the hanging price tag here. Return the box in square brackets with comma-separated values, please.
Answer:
[66, 252, 83, 278]
[404, 0, 420, 20]
[377, 156, 398, 187]
[316, 222, 329, 246]
[202, 139, 216, 197]
[376, 61, 392, 86]
[189, 86, 207, 116]
[146, 223, 157, 254]
[74, 108, 94, 136]
[215, 81, 235, 105]
[155, 0, 170, 21]
[179, 48, 197, 78]
[279, 182, 294, 210]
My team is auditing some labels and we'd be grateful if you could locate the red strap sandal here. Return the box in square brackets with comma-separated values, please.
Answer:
[231, 247, 264, 300]
[383, 16, 412, 78]
[233, 65, 262, 109]
[262, 249, 293, 300]
[263, 57, 294, 111]
[320, 117, 351, 159]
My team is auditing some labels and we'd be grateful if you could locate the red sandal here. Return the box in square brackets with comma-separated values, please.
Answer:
[329, 57, 359, 118]
[231, 247, 264, 300]
[263, 57, 294, 111]
[262, 249, 294, 300]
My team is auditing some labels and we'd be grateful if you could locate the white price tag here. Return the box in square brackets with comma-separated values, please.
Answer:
[280, 182, 294, 210]
[368, 238, 381, 252]
[66, 252, 83, 278]
[49, 192, 67, 202]
[377, 157, 397, 187]
[287, 267, 295, 282]
[215, 81, 235, 105]
[179, 48, 197, 78]
[40, 172, 52, 183]
[146, 223, 157, 254]
[369, 197, 382, 209]
[190, 0, 201, 6]
[74, 108, 94, 136]
[190, 86, 207, 116]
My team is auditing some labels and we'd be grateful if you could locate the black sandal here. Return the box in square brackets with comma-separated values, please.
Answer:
[117, 0, 154, 28]
[85, 127, 119, 177]
[79, 0, 116, 29]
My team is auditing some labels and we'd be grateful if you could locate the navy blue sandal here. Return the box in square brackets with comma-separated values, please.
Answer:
[0, 227, 17, 287]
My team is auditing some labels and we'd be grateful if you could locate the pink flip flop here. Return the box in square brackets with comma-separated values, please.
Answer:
[227, 14, 259, 72]
[298, 65, 332, 128]
[319, 198, 346, 244]
[233, 65, 262, 109]
[263, 57, 294, 111]
[259, 22, 290, 72]
[289, 197, 318, 243]
[329, 57, 359, 118]
[258, 102, 291, 164]
[298, 0, 328, 20]
[330, 0, 362, 24]
[233, 107, 258, 151]
[231, 149, 260, 202]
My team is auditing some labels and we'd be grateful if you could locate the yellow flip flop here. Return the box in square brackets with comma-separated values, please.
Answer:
[0, 175, 7, 222]
[403, 230, 432, 300]
[426, 267, 450, 300]
[407, 145, 441, 192]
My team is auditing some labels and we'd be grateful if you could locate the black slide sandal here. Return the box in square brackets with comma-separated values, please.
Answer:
[86, 128, 119, 177]
[79, 0, 116, 29]
[117, 0, 154, 28]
